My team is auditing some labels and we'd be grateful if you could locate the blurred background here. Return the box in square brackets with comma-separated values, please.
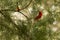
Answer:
[0, 0, 60, 40]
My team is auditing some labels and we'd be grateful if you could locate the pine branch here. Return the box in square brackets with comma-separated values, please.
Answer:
[0, 0, 32, 11]
[0, 11, 21, 31]
[0, 0, 33, 20]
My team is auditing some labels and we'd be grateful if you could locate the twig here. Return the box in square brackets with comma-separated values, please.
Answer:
[19, 12, 29, 19]
[18, 0, 33, 19]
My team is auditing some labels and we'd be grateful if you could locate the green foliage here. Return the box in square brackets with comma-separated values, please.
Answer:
[0, 0, 60, 40]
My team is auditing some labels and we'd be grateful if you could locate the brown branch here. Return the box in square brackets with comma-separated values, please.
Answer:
[18, 0, 33, 19]
[19, 12, 29, 19]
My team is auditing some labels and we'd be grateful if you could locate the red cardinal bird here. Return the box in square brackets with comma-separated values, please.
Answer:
[34, 11, 42, 20]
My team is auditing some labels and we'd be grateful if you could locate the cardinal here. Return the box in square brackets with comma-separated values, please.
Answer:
[34, 11, 42, 20]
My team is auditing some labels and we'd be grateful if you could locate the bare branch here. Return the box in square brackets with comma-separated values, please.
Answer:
[19, 12, 29, 19]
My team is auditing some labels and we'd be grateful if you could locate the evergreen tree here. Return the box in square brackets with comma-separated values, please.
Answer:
[0, 0, 60, 40]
